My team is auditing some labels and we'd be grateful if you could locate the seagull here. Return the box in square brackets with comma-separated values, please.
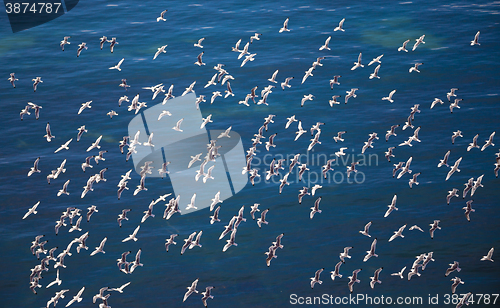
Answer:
[201, 286, 215, 307]
[334, 131, 346, 143]
[382, 90, 396, 103]
[28, 157, 41, 177]
[183, 278, 199, 302]
[335, 147, 348, 157]
[447, 88, 458, 101]
[328, 95, 341, 106]
[447, 188, 459, 204]
[329, 261, 344, 281]
[32, 76, 43, 92]
[389, 225, 406, 242]
[44, 122, 55, 142]
[351, 53, 364, 70]
[466, 134, 481, 152]
[334, 18, 345, 31]
[153, 45, 168, 60]
[165, 234, 178, 252]
[445, 157, 462, 181]
[409, 172, 421, 188]
[368, 54, 384, 66]
[451, 130, 463, 144]
[471, 31, 480, 46]
[157, 9, 167, 21]
[391, 266, 406, 279]
[119, 79, 130, 91]
[65, 287, 85, 307]
[369, 64, 381, 79]
[68, 216, 82, 232]
[345, 88, 358, 104]
[242, 204, 258, 221]
[438, 150, 451, 168]
[182, 81, 196, 96]
[471, 175, 484, 196]
[430, 98, 444, 109]
[211, 91, 222, 104]
[129, 249, 143, 273]
[301, 94, 314, 107]
[409, 225, 424, 232]
[481, 247, 494, 262]
[195, 51, 205, 66]
[310, 197, 322, 219]
[46, 269, 62, 288]
[463, 177, 474, 199]
[210, 191, 223, 211]
[111, 282, 131, 293]
[384, 195, 398, 217]
[99, 36, 107, 49]
[319, 36, 331, 50]
[385, 147, 395, 162]
[449, 98, 462, 113]
[397, 156, 413, 179]
[363, 238, 378, 262]
[329, 76, 341, 89]
[186, 194, 197, 211]
[109, 37, 119, 52]
[481, 132, 495, 151]
[463, 200, 475, 221]
[23, 201, 40, 219]
[238, 42, 250, 59]
[254, 208, 269, 228]
[247, 32, 262, 43]
[224, 81, 235, 98]
[409, 63, 423, 73]
[347, 269, 362, 293]
[60, 37, 70, 51]
[310, 268, 324, 289]
[268, 69, 279, 83]
[285, 115, 297, 129]
[445, 261, 461, 277]
[359, 221, 372, 237]
[122, 225, 140, 242]
[450, 277, 465, 294]
[86, 135, 102, 152]
[200, 115, 213, 130]
[429, 220, 441, 239]
[76, 42, 87, 57]
[295, 121, 307, 141]
[194, 37, 205, 48]
[339, 247, 353, 263]
[20, 105, 31, 120]
[57, 180, 70, 197]
[302, 67, 314, 84]
[311, 184, 322, 196]
[281, 76, 294, 89]
[78, 100, 92, 115]
[8, 72, 19, 88]
[109, 58, 124, 71]
[173, 118, 184, 132]
[279, 17, 290, 33]
[398, 39, 410, 52]
[370, 268, 383, 289]
[412, 34, 425, 51]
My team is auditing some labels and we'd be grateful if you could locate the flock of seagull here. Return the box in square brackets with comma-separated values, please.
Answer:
[10, 7, 496, 308]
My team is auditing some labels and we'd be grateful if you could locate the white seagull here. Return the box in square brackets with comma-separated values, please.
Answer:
[109, 58, 124, 71]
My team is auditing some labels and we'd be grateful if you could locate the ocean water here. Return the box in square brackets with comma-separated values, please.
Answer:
[1, 1, 499, 307]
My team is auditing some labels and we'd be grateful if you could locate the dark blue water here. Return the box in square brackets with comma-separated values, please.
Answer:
[1, 1, 499, 307]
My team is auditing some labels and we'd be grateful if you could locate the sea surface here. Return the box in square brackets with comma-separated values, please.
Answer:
[0, 1, 499, 307]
